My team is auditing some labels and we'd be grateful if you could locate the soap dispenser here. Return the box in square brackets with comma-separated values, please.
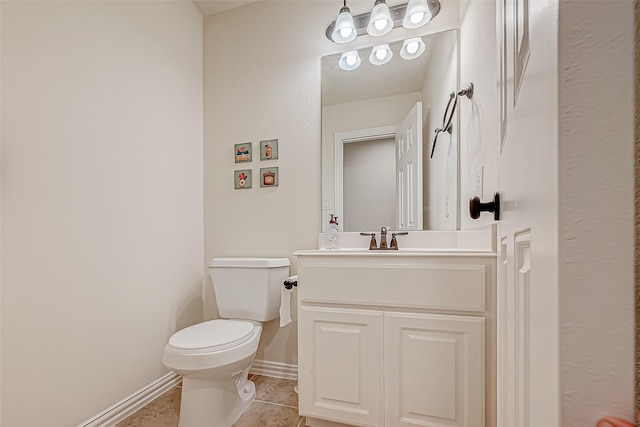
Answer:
[325, 214, 341, 249]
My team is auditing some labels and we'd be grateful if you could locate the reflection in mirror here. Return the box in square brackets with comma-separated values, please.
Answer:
[321, 29, 459, 232]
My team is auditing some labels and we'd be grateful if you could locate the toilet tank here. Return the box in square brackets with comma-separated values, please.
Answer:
[209, 257, 290, 322]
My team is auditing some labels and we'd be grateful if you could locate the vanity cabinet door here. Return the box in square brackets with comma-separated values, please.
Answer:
[384, 312, 485, 427]
[299, 306, 384, 427]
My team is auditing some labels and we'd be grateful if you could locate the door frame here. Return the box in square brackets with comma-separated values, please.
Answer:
[334, 125, 397, 228]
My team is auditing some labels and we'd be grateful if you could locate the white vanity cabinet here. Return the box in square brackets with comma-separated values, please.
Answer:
[298, 306, 384, 426]
[295, 251, 496, 427]
[383, 312, 484, 427]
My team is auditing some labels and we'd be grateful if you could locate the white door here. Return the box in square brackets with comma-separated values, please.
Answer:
[298, 306, 384, 427]
[396, 102, 423, 230]
[495, 0, 559, 426]
[384, 312, 485, 427]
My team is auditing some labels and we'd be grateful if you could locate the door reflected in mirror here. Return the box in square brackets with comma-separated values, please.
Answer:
[343, 135, 396, 231]
[321, 28, 459, 232]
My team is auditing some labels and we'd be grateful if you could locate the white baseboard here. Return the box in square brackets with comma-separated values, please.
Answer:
[250, 359, 298, 380]
[77, 372, 182, 427]
[77, 360, 295, 426]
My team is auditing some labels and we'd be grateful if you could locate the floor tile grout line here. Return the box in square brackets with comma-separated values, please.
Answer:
[254, 399, 299, 410]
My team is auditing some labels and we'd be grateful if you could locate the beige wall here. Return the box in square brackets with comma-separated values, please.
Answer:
[203, 0, 335, 366]
[558, 0, 635, 423]
[1, 2, 204, 426]
[458, 0, 500, 231]
[421, 29, 458, 230]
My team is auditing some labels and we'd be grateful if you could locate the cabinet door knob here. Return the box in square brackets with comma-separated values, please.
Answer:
[469, 192, 501, 220]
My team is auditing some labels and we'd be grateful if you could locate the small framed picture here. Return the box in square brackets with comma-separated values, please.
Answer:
[234, 169, 252, 189]
[260, 167, 278, 187]
[234, 143, 252, 163]
[260, 139, 278, 161]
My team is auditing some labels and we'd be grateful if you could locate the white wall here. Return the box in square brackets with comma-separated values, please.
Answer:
[458, 0, 500, 232]
[1, 2, 204, 426]
[421, 29, 459, 230]
[203, 1, 335, 366]
[558, 0, 635, 424]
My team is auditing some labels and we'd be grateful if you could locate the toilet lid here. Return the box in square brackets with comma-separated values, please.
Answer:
[168, 320, 255, 353]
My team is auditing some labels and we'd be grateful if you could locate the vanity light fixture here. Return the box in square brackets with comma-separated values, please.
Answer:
[402, 0, 433, 29]
[326, 0, 441, 43]
[331, 0, 357, 43]
[369, 44, 393, 65]
[338, 50, 362, 71]
[366, 0, 393, 37]
[400, 36, 426, 59]
[337, 37, 425, 71]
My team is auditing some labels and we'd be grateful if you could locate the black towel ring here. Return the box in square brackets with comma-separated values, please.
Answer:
[430, 83, 474, 159]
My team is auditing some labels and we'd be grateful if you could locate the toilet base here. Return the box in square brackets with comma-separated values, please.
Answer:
[177, 364, 256, 427]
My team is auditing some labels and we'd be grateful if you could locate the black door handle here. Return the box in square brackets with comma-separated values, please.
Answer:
[469, 192, 501, 220]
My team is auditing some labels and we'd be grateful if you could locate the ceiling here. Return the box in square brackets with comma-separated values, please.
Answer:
[192, 0, 410, 18]
[192, 0, 260, 17]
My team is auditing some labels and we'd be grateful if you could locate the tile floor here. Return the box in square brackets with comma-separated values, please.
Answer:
[116, 375, 306, 427]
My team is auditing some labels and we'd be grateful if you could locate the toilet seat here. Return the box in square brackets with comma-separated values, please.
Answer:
[163, 320, 263, 372]
[167, 320, 255, 354]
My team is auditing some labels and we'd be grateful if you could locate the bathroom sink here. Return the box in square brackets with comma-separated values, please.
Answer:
[294, 248, 494, 257]
[311, 225, 496, 253]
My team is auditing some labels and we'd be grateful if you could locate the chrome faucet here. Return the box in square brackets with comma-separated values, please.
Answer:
[379, 226, 388, 249]
[390, 231, 408, 249]
[360, 232, 377, 250]
[360, 227, 408, 250]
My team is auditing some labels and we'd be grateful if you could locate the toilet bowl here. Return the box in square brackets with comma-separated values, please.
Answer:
[163, 320, 262, 427]
[162, 257, 290, 427]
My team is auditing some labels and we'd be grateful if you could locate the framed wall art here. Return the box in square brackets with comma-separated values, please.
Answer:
[234, 169, 252, 189]
[234, 143, 252, 163]
[259, 139, 278, 161]
[260, 167, 278, 187]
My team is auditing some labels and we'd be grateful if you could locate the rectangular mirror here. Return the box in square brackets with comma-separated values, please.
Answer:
[321, 28, 459, 232]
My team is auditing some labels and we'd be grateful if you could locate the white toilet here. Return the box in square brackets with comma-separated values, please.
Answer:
[163, 257, 290, 427]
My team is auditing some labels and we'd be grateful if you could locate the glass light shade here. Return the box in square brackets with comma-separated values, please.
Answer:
[338, 50, 361, 71]
[332, 6, 357, 43]
[366, 0, 393, 36]
[400, 37, 426, 60]
[402, 0, 432, 29]
[369, 44, 393, 65]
